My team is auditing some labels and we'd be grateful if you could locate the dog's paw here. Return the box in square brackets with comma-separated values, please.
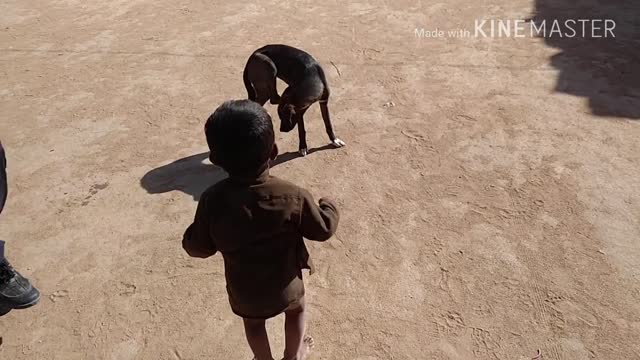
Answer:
[331, 138, 346, 148]
[299, 148, 308, 156]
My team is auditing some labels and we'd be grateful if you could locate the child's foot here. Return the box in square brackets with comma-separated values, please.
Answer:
[297, 336, 314, 360]
[300, 336, 314, 359]
[281, 336, 314, 360]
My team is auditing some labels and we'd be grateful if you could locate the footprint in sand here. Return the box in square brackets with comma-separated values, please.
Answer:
[49, 290, 69, 302]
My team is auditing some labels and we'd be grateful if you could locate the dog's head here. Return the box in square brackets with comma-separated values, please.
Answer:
[277, 103, 297, 132]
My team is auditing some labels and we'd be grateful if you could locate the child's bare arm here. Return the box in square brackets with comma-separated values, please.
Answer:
[299, 189, 339, 241]
[182, 195, 217, 258]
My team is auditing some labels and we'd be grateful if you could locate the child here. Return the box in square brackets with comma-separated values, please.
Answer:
[182, 100, 339, 360]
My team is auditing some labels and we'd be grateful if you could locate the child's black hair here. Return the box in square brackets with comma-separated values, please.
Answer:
[205, 100, 275, 177]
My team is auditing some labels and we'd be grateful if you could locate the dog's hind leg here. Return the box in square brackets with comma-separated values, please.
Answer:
[319, 99, 335, 142]
[245, 53, 280, 105]
[317, 66, 345, 148]
[243, 64, 257, 101]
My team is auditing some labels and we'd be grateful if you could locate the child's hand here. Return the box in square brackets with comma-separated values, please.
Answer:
[300, 190, 339, 241]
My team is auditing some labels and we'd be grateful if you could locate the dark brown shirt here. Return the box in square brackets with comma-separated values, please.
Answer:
[182, 170, 339, 319]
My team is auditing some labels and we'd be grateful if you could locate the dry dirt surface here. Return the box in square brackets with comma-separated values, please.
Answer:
[1, 0, 639, 359]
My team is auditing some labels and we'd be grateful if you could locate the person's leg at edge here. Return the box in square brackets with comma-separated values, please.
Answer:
[283, 296, 313, 360]
[243, 317, 274, 360]
[0, 141, 41, 312]
[0, 140, 7, 218]
[1, 142, 6, 261]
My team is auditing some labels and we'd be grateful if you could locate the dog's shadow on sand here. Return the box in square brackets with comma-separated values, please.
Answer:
[140, 145, 334, 200]
[271, 144, 334, 167]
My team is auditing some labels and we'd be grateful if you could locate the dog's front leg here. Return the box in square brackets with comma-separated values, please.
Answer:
[297, 116, 308, 156]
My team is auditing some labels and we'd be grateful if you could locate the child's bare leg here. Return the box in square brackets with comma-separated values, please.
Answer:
[243, 318, 274, 360]
[283, 297, 313, 360]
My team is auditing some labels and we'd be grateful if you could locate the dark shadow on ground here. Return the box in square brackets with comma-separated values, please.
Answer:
[532, 0, 640, 119]
[272, 144, 335, 167]
[141, 144, 337, 201]
[140, 152, 227, 201]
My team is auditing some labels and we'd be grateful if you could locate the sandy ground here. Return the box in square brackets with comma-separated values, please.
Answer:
[1, 0, 639, 359]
